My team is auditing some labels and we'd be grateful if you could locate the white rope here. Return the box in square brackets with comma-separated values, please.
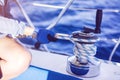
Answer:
[109, 37, 120, 61]
[15, 0, 35, 28]
[72, 36, 120, 67]
[15, 0, 74, 52]
[55, 33, 119, 43]
[46, 0, 74, 30]
[73, 40, 97, 65]
[32, 3, 120, 13]
[15, 0, 50, 52]
[55, 33, 98, 43]
[55, 33, 120, 66]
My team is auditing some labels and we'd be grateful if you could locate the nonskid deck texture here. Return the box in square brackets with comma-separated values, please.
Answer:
[29, 49, 120, 80]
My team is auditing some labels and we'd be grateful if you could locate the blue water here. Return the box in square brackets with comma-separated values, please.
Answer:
[10, 0, 120, 62]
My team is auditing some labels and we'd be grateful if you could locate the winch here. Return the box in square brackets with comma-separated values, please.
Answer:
[66, 31, 101, 77]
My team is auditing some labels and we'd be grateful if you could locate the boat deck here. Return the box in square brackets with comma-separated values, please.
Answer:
[30, 49, 120, 80]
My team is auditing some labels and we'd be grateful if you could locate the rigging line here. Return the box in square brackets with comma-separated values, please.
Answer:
[93, 57, 120, 67]
[15, 0, 34, 28]
[15, 0, 50, 52]
[32, 3, 120, 13]
[46, 0, 75, 30]
[33, 0, 74, 50]
[109, 37, 120, 61]
[55, 33, 119, 43]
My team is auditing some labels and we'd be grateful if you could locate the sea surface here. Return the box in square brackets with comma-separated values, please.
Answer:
[10, 0, 120, 62]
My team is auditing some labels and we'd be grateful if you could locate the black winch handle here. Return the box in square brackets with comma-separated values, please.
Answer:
[94, 9, 103, 33]
[83, 9, 103, 33]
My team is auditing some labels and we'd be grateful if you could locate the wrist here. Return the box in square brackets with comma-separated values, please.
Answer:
[23, 27, 35, 36]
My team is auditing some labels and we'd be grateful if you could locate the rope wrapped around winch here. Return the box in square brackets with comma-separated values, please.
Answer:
[65, 31, 101, 77]
[70, 31, 98, 65]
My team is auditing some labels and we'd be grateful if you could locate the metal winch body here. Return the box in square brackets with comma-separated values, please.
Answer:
[66, 31, 101, 77]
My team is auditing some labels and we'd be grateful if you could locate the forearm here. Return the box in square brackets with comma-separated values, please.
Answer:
[0, 16, 35, 37]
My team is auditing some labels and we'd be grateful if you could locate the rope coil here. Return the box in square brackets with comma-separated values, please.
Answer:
[71, 31, 98, 65]
[56, 32, 120, 67]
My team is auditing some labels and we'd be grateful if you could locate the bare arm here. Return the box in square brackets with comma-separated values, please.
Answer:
[0, 16, 35, 37]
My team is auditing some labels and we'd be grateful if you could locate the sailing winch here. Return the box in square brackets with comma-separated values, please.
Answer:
[66, 31, 101, 77]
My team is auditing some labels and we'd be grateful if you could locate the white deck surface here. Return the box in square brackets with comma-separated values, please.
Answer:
[29, 49, 120, 80]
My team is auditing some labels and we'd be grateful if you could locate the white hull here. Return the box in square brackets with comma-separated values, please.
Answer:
[30, 49, 120, 80]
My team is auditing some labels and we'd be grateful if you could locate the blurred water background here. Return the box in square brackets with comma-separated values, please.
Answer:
[10, 0, 120, 62]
